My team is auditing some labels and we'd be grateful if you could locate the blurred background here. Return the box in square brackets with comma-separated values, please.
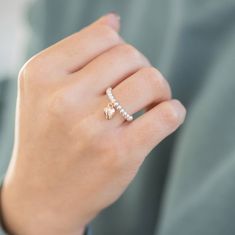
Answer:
[0, 0, 32, 79]
[1, 1, 235, 235]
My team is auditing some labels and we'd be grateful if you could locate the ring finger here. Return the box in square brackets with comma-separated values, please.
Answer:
[99, 66, 172, 126]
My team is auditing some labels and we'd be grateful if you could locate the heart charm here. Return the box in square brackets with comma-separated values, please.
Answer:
[104, 103, 115, 120]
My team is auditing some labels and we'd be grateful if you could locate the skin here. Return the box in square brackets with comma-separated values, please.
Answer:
[0, 13, 186, 235]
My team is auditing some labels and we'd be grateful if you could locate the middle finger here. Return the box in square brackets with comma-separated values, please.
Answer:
[68, 43, 150, 94]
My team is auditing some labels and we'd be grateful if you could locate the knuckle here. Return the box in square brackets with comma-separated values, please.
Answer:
[18, 55, 45, 85]
[23, 56, 42, 76]
[119, 44, 143, 61]
[142, 67, 160, 80]
[18, 67, 26, 91]
[95, 24, 120, 43]
[18, 58, 36, 81]
[141, 67, 172, 99]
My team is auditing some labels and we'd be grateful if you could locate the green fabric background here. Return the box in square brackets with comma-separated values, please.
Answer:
[1, 0, 235, 234]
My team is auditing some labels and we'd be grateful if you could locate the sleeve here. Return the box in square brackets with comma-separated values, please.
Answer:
[0, 227, 7, 235]
[0, 176, 7, 235]
[0, 223, 7, 235]
[84, 226, 92, 235]
[0, 220, 7, 235]
[0, 225, 91, 235]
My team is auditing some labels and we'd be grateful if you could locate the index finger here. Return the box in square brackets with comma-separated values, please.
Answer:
[34, 13, 123, 74]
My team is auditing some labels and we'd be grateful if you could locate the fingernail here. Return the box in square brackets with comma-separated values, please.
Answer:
[109, 11, 121, 21]
[171, 99, 187, 124]
[101, 12, 121, 31]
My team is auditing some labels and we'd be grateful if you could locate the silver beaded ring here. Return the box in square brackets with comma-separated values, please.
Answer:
[104, 87, 133, 122]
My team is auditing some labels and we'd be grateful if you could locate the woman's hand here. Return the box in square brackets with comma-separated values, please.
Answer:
[1, 13, 186, 235]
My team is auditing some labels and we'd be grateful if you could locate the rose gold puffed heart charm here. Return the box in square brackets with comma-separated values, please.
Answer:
[104, 103, 115, 120]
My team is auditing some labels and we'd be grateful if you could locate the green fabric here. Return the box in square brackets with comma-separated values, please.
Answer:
[1, 0, 235, 235]
[0, 175, 7, 234]
[0, 221, 6, 234]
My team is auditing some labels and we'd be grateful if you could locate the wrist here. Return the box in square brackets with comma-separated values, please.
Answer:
[1, 183, 86, 235]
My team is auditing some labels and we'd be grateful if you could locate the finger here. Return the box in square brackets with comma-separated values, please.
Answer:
[100, 67, 172, 125]
[35, 13, 123, 74]
[94, 12, 121, 32]
[122, 99, 186, 160]
[69, 43, 151, 93]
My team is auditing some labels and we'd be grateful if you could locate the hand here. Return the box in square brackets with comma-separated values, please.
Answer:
[1, 13, 186, 235]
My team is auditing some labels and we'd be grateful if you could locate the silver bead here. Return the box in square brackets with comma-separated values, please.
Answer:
[120, 109, 125, 114]
[127, 116, 133, 121]
[123, 111, 127, 117]
[114, 102, 119, 107]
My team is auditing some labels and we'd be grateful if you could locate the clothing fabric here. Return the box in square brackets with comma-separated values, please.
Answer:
[1, 0, 235, 235]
